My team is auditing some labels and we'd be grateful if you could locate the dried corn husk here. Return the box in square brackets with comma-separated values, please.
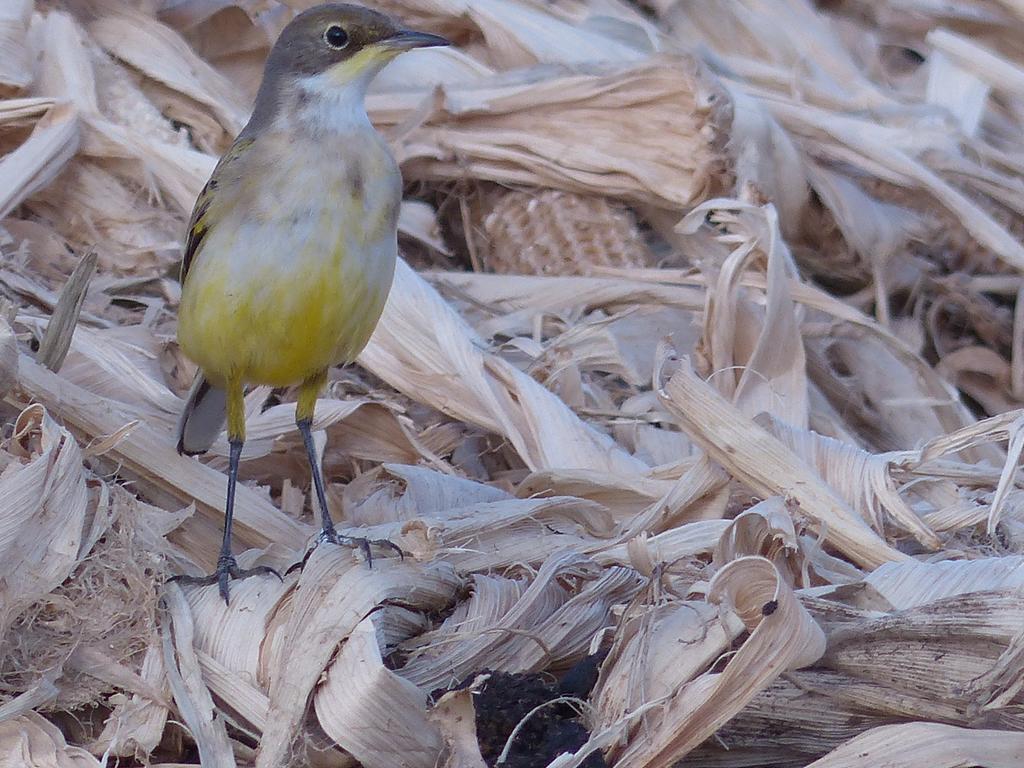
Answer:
[314, 615, 442, 768]
[4, 0, 1024, 765]
[0, 0, 32, 95]
[0, 712, 100, 767]
[361, 259, 649, 476]
[581, 556, 826, 768]
[806, 723, 1024, 768]
[0, 405, 89, 637]
[655, 352, 907, 569]
[89, 10, 248, 134]
[375, 57, 733, 209]
[0, 103, 80, 219]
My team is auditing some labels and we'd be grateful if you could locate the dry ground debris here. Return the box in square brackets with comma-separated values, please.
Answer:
[3, 0, 1024, 766]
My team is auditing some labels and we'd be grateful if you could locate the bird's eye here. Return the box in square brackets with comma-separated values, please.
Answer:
[324, 24, 349, 49]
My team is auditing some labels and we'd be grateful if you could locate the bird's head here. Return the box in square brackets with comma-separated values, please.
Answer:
[249, 3, 448, 130]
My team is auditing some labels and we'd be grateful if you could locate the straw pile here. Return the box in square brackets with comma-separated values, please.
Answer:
[3, 0, 1024, 765]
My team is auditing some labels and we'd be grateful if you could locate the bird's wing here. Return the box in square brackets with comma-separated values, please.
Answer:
[180, 137, 255, 282]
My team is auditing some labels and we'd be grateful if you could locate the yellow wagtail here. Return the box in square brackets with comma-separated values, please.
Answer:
[173, 4, 448, 602]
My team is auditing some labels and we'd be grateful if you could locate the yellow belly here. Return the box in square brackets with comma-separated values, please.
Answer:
[178, 235, 391, 388]
[177, 126, 400, 389]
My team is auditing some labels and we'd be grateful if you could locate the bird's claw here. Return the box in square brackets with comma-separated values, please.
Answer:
[170, 553, 283, 604]
[285, 525, 404, 575]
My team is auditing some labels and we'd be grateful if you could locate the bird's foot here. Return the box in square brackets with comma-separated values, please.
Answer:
[285, 524, 404, 575]
[170, 553, 283, 604]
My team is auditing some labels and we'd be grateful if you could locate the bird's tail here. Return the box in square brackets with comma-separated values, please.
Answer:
[176, 372, 227, 456]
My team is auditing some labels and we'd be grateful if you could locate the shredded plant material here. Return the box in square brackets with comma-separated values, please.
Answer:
[2, 0, 1024, 766]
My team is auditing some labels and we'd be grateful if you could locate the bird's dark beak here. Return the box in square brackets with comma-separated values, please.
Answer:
[381, 29, 450, 50]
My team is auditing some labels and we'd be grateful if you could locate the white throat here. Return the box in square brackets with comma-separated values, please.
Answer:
[292, 70, 375, 134]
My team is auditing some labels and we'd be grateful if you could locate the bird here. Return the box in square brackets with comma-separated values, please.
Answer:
[173, 3, 448, 602]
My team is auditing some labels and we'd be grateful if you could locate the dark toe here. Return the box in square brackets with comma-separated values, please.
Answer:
[169, 556, 279, 606]
[168, 572, 220, 587]
[298, 532, 404, 571]
[218, 569, 231, 604]
[373, 538, 406, 560]
[232, 564, 283, 582]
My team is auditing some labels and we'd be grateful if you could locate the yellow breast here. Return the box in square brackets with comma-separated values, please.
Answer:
[177, 131, 400, 388]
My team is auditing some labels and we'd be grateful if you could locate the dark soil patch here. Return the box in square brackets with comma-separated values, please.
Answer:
[471, 655, 608, 768]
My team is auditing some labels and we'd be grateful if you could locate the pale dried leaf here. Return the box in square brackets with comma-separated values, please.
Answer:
[161, 584, 235, 768]
[0, 103, 79, 219]
[865, 557, 1024, 610]
[92, 642, 171, 757]
[314, 615, 442, 768]
[428, 682, 489, 768]
[594, 556, 826, 768]
[0, 405, 89, 636]
[89, 11, 247, 133]
[375, 58, 732, 209]
[0, 0, 32, 94]
[655, 352, 908, 569]
[805, 722, 1024, 768]
[256, 550, 460, 768]
[362, 259, 647, 475]
[0, 712, 100, 767]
